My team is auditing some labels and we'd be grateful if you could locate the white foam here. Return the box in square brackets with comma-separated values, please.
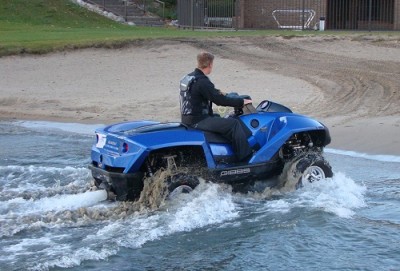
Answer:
[263, 172, 367, 218]
[85, 182, 238, 249]
[118, 183, 238, 247]
[0, 165, 91, 203]
[4, 176, 367, 270]
[168, 182, 239, 232]
[3, 236, 55, 254]
[33, 246, 118, 270]
[26, 183, 239, 270]
[3, 190, 107, 215]
[302, 172, 367, 218]
[326, 148, 400, 163]
[265, 199, 291, 213]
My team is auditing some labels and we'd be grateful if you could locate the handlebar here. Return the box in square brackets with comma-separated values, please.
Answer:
[226, 92, 252, 100]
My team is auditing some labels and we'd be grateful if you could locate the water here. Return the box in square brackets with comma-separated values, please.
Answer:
[0, 120, 399, 271]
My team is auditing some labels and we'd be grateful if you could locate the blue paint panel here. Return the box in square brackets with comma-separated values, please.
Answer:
[91, 110, 330, 172]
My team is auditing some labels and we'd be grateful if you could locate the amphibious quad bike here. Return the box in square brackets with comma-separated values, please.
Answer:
[89, 98, 333, 201]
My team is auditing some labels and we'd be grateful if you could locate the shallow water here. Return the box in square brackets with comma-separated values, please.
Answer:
[0, 121, 399, 271]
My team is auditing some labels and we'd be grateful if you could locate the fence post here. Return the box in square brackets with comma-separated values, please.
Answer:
[235, 0, 238, 31]
[125, 0, 128, 22]
[302, 0, 305, 30]
[191, 0, 194, 30]
[368, 0, 372, 31]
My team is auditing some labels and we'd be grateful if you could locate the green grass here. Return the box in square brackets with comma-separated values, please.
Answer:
[1, 0, 399, 57]
[0, 0, 164, 55]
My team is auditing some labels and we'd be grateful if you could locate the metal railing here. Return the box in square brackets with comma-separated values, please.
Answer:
[177, 0, 236, 29]
[133, 0, 166, 20]
[84, 0, 165, 22]
[177, 0, 398, 31]
[327, 0, 395, 30]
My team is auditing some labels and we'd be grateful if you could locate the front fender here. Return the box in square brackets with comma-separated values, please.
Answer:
[252, 114, 328, 163]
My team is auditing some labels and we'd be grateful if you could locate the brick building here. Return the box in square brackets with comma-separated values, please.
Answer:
[178, 0, 400, 31]
[237, 0, 400, 30]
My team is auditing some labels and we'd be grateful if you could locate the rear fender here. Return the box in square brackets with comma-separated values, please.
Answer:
[124, 130, 217, 171]
[91, 143, 146, 173]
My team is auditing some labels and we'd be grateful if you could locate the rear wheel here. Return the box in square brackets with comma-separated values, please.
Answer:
[168, 173, 200, 199]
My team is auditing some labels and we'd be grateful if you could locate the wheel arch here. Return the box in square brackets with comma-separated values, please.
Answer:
[142, 145, 208, 175]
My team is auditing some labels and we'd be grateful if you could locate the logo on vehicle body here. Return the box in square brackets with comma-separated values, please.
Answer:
[107, 140, 118, 146]
[220, 168, 250, 177]
[106, 140, 120, 151]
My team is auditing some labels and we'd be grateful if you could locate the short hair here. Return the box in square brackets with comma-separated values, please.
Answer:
[197, 52, 214, 69]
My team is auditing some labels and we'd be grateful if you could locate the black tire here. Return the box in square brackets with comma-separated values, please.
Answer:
[295, 152, 333, 188]
[167, 173, 200, 198]
[280, 152, 333, 190]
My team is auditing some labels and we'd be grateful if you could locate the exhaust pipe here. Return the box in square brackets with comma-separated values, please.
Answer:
[99, 182, 117, 201]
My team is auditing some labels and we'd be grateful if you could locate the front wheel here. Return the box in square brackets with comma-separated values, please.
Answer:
[281, 152, 333, 189]
[296, 152, 333, 188]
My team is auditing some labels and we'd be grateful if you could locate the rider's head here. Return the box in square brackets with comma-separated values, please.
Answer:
[197, 52, 214, 75]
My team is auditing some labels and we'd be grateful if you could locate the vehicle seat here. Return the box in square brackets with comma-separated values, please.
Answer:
[204, 132, 230, 144]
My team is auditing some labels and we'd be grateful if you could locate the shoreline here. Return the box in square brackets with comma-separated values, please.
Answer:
[1, 113, 398, 156]
[1, 37, 399, 156]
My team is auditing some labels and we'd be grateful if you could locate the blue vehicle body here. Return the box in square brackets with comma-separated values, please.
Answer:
[89, 100, 332, 201]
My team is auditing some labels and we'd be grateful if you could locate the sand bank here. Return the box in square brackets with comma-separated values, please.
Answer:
[1, 36, 399, 155]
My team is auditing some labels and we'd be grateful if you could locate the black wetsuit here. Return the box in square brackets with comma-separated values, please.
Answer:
[180, 68, 253, 161]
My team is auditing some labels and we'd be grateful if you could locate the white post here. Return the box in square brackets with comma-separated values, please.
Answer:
[319, 16, 325, 31]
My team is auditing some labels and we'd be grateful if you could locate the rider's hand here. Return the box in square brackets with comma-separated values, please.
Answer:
[218, 89, 227, 96]
[243, 99, 253, 105]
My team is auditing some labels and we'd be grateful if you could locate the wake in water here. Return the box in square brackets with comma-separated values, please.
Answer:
[1, 121, 399, 271]
[0, 159, 364, 238]
[17, 180, 239, 271]
[0, 166, 188, 238]
[1, 164, 368, 271]
[0, 191, 111, 238]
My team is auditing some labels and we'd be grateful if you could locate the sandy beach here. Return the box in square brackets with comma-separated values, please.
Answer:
[1, 35, 399, 155]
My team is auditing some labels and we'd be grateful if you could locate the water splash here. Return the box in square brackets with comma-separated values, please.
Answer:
[0, 168, 368, 271]
[0, 167, 191, 240]
[245, 154, 315, 199]
[3, 190, 107, 214]
[0, 165, 91, 201]
[260, 172, 367, 219]
[26, 181, 239, 271]
[305, 172, 367, 218]
[0, 190, 109, 237]
[167, 180, 238, 232]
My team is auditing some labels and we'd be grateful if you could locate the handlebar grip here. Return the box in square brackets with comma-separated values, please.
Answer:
[226, 92, 252, 100]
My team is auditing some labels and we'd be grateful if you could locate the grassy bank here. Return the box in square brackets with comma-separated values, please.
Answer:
[1, 0, 398, 57]
[0, 0, 280, 56]
[0, 0, 181, 56]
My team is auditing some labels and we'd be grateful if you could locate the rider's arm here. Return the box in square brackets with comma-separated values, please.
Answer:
[201, 80, 245, 107]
